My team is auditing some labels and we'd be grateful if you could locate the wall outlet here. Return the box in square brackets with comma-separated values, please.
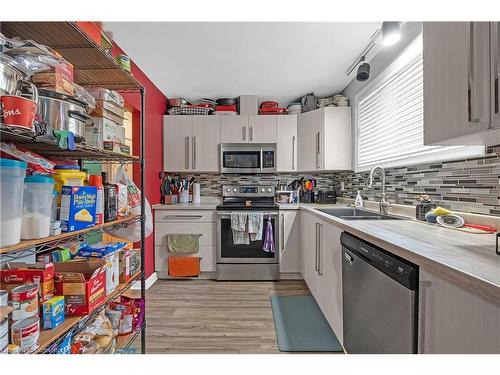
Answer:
[341, 181, 345, 191]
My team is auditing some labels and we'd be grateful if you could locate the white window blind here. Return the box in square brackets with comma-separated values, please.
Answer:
[355, 36, 484, 172]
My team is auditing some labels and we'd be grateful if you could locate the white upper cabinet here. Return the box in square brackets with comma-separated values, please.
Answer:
[297, 107, 351, 172]
[220, 115, 248, 143]
[163, 116, 221, 172]
[192, 116, 221, 172]
[248, 115, 277, 143]
[276, 115, 297, 172]
[163, 116, 193, 172]
[423, 22, 500, 145]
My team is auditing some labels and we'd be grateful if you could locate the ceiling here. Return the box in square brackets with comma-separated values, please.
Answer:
[105, 22, 381, 105]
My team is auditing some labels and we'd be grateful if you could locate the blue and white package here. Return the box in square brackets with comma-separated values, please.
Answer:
[60, 186, 97, 232]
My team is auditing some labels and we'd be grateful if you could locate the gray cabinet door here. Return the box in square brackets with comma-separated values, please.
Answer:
[163, 116, 193, 172]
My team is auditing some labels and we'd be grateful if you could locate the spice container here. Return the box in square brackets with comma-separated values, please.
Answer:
[102, 172, 117, 222]
[21, 175, 54, 239]
[0, 158, 27, 247]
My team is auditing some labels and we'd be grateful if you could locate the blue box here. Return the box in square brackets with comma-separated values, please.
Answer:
[42, 296, 65, 330]
[60, 186, 97, 232]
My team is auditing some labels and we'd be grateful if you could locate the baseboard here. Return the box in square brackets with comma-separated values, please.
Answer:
[157, 271, 216, 280]
[131, 272, 158, 290]
[280, 272, 304, 280]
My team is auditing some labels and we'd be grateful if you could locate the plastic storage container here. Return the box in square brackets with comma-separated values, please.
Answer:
[21, 176, 55, 239]
[53, 165, 86, 203]
[0, 158, 27, 247]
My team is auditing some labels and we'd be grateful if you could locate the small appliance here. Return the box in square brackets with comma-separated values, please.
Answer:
[220, 143, 276, 174]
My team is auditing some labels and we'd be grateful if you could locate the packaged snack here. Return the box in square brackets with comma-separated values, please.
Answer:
[42, 296, 65, 330]
[56, 332, 73, 354]
[121, 296, 145, 331]
[115, 183, 129, 218]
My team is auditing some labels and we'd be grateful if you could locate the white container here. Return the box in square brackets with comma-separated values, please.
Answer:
[21, 176, 54, 240]
[0, 158, 27, 247]
[238, 95, 258, 115]
[179, 190, 189, 203]
[192, 183, 201, 204]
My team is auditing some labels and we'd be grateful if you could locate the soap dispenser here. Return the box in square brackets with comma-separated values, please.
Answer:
[354, 190, 364, 208]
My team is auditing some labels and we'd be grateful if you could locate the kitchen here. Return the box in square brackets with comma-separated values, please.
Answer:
[1, 2, 500, 371]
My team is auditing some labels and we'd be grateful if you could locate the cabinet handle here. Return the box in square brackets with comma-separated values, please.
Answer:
[250, 126, 254, 141]
[419, 280, 432, 353]
[242, 126, 246, 141]
[316, 132, 321, 169]
[318, 224, 323, 276]
[292, 135, 296, 170]
[192, 136, 197, 170]
[280, 213, 285, 253]
[185, 136, 190, 169]
[468, 23, 481, 124]
[315, 223, 319, 272]
[162, 215, 203, 219]
[495, 23, 500, 115]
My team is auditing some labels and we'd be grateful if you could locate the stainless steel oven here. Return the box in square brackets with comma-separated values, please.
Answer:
[220, 143, 276, 174]
[216, 185, 280, 280]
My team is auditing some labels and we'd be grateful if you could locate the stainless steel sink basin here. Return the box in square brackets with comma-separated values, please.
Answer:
[315, 207, 406, 220]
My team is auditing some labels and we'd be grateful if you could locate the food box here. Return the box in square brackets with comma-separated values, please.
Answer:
[54, 259, 106, 316]
[31, 73, 74, 96]
[94, 99, 125, 117]
[60, 186, 97, 232]
[90, 107, 126, 126]
[129, 249, 141, 277]
[42, 296, 65, 330]
[118, 249, 131, 284]
[85, 116, 125, 149]
[103, 141, 130, 155]
[0, 262, 55, 302]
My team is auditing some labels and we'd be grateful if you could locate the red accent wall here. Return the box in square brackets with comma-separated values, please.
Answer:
[112, 44, 167, 279]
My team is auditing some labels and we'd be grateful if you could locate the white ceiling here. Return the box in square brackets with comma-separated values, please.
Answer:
[105, 22, 381, 105]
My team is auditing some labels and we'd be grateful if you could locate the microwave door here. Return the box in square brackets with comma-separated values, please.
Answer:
[221, 150, 261, 173]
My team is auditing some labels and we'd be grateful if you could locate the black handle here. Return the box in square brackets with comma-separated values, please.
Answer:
[68, 110, 93, 125]
[496, 233, 499, 255]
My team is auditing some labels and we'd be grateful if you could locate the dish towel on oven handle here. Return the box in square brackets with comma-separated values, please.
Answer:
[231, 211, 249, 245]
[247, 212, 264, 241]
[262, 213, 275, 253]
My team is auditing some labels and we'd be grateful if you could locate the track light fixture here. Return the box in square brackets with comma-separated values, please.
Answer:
[382, 22, 401, 46]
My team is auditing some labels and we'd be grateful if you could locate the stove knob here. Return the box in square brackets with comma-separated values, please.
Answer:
[225, 188, 231, 193]
[267, 188, 272, 193]
[261, 188, 266, 193]
[233, 188, 238, 193]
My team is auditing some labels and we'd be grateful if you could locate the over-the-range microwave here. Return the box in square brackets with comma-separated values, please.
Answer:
[220, 143, 276, 174]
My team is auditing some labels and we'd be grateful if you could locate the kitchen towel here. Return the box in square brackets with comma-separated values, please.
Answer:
[168, 256, 200, 277]
[231, 212, 249, 245]
[166, 234, 201, 254]
[262, 213, 275, 253]
[247, 212, 264, 241]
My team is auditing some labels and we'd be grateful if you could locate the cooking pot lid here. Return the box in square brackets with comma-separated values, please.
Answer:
[38, 88, 88, 109]
[0, 52, 29, 77]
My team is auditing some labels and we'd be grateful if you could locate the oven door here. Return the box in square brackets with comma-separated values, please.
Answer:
[217, 211, 280, 264]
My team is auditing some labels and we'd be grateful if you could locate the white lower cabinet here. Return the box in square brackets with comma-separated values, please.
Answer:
[154, 210, 216, 275]
[419, 268, 500, 353]
[279, 210, 301, 273]
[300, 211, 343, 345]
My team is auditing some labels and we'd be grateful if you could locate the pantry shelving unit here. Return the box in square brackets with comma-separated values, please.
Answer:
[0, 22, 147, 354]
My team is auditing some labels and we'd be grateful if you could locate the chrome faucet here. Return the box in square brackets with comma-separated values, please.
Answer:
[368, 166, 390, 214]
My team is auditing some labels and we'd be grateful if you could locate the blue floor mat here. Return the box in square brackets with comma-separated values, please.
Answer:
[270, 295, 343, 352]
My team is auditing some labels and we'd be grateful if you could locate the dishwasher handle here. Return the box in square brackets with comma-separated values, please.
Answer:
[343, 249, 354, 265]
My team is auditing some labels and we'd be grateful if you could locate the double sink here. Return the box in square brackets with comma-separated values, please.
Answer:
[315, 207, 406, 220]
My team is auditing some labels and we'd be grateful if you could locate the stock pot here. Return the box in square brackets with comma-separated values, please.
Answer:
[0, 53, 30, 95]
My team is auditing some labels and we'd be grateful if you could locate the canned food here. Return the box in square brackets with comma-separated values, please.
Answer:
[0, 318, 8, 352]
[10, 284, 39, 322]
[0, 290, 7, 306]
[11, 316, 40, 353]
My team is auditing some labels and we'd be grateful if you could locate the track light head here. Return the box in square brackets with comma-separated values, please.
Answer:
[356, 61, 371, 82]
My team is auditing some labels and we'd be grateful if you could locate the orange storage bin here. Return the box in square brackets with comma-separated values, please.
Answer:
[168, 256, 200, 277]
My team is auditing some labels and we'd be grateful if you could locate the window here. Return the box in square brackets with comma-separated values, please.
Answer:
[354, 35, 484, 172]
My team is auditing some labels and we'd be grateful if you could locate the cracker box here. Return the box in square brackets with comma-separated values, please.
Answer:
[118, 249, 131, 284]
[54, 259, 106, 316]
[0, 262, 55, 302]
[42, 296, 65, 329]
[60, 186, 97, 232]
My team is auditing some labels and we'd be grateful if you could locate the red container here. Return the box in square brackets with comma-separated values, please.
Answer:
[259, 107, 287, 115]
[260, 101, 279, 109]
[215, 105, 237, 112]
[1, 95, 38, 129]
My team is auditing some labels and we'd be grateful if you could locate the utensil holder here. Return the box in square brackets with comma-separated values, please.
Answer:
[179, 191, 189, 203]
[162, 194, 178, 205]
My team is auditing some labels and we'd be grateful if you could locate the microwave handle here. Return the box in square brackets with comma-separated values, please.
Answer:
[260, 147, 264, 172]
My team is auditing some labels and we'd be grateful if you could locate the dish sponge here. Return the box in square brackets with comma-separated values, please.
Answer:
[430, 206, 452, 216]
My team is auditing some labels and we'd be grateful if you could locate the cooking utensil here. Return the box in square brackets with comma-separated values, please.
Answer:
[216, 98, 237, 106]
[462, 223, 497, 233]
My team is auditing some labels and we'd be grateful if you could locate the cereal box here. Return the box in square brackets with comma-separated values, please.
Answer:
[42, 296, 65, 329]
[60, 186, 97, 232]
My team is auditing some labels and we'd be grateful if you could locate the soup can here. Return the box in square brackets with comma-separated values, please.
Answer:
[11, 316, 40, 353]
[10, 284, 39, 322]
[0, 290, 8, 306]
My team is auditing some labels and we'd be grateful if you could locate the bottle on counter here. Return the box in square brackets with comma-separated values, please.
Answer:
[89, 175, 104, 225]
[354, 190, 364, 208]
[101, 172, 117, 222]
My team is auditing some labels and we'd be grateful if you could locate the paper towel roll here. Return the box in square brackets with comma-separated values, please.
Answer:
[192, 183, 201, 204]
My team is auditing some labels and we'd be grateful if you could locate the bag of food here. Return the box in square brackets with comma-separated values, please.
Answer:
[105, 165, 153, 241]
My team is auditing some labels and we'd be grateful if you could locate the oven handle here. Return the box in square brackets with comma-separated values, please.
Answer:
[217, 211, 279, 217]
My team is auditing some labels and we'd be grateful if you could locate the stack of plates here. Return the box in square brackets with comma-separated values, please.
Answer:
[287, 103, 302, 115]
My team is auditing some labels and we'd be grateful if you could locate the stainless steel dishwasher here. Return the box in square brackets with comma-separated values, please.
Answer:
[341, 232, 418, 354]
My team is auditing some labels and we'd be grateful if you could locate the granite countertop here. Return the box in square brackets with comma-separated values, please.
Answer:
[300, 204, 500, 302]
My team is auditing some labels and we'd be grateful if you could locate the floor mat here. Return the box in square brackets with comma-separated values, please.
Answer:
[270, 295, 343, 352]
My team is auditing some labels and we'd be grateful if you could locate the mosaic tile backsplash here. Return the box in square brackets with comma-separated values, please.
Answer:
[333, 145, 500, 216]
[178, 173, 336, 196]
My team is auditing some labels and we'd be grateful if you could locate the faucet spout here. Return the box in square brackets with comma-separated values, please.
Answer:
[368, 166, 390, 214]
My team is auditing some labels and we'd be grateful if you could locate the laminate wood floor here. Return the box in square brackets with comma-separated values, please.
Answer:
[140, 279, 310, 354]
